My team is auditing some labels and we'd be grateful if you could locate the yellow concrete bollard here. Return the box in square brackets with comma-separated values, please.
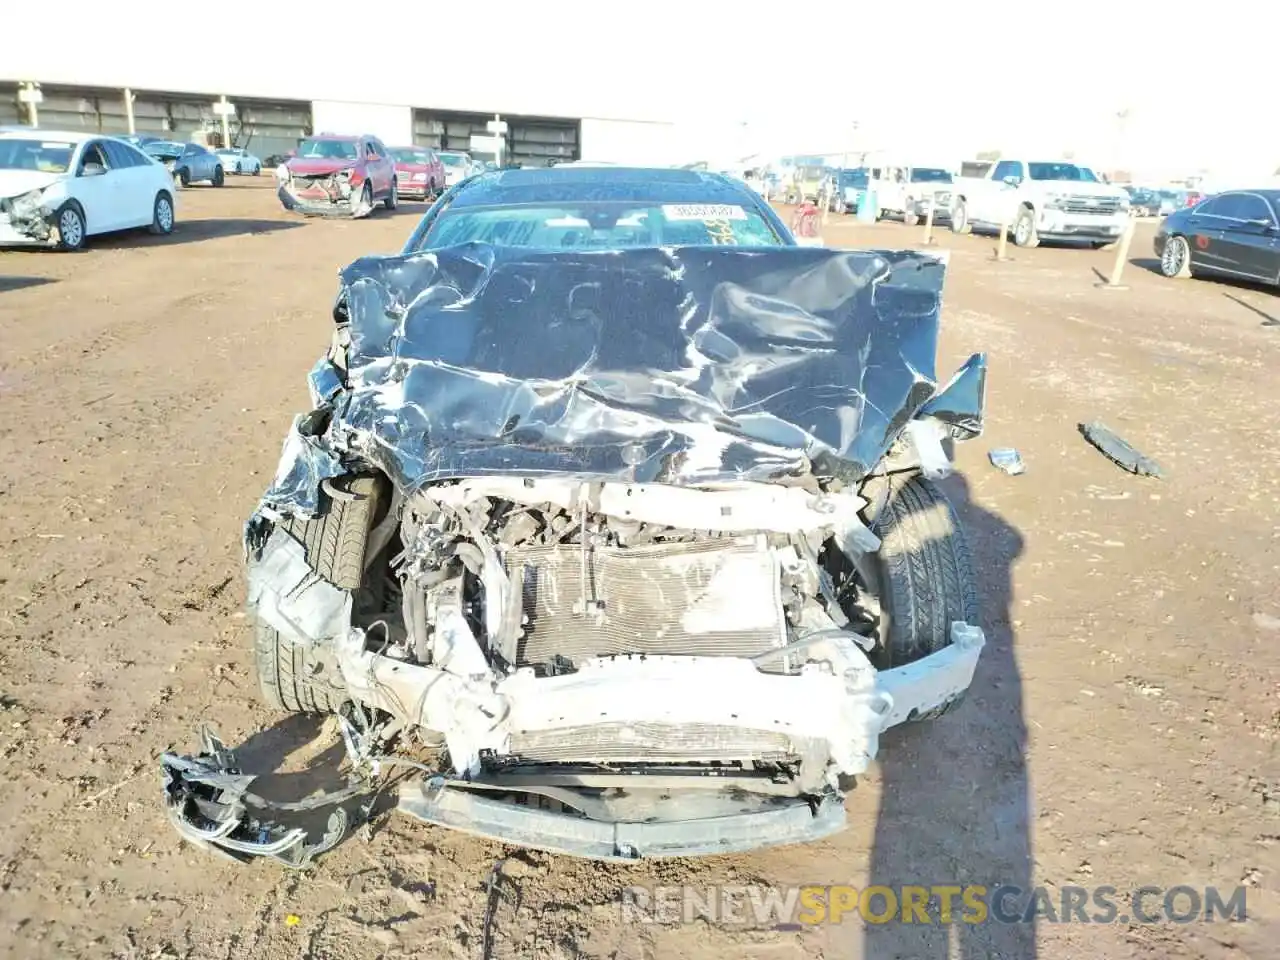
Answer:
[992, 208, 1013, 261]
[922, 201, 936, 246]
[1095, 215, 1138, 290]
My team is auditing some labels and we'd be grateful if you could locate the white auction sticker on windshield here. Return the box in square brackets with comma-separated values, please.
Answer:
[662, 204, 748, 221]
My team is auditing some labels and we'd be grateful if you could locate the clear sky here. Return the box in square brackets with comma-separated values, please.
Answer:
[9, 0, 1276, 181]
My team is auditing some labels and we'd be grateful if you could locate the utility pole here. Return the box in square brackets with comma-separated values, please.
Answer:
[18, 83, 42, 127]
[1114, 107, 1131, 177]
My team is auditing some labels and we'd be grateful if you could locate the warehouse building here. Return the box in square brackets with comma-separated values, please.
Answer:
[0, 78, 682, 168]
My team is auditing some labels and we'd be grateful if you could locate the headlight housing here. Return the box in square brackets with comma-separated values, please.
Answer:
[9, 188, 45, 217]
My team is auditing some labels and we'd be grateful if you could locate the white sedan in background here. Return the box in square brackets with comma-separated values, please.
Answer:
[0, 130, 176, 250]
[215, 147, 263, 175]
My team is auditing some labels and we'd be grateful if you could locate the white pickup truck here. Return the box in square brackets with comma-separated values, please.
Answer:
[949, 157, 1132, 248]
[872, 166, 956, 226]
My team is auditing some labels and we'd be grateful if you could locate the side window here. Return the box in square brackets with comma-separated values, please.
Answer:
[102, 141, 134, 168]
[993, 160, 1022, 182]
[1194, 196, 1220, 216]
[1232, 194, 1273, 223]
[365, 140, 379, 159]
[1210, 194, 1248, 219]
[80, 143, 110, 173]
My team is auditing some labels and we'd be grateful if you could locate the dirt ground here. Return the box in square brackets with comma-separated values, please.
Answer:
[1, 179, 1277, 960]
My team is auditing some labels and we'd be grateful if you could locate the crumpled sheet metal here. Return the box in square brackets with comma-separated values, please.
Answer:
[262, 244, 986, 512]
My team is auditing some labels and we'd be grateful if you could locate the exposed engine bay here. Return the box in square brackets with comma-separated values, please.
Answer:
[164, 243, 990, 862]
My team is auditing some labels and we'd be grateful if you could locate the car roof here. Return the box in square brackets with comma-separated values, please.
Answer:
[0, 129, 95, 143]
[447, 166, 762, 209]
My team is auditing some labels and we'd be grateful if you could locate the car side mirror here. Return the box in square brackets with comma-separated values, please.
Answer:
[82, 162, 106, 177]
[1002, 175, 1021, 187]
[1244, 218, 1277, 233]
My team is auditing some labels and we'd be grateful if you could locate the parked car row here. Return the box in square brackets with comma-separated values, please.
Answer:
[273, 134, 488, 219]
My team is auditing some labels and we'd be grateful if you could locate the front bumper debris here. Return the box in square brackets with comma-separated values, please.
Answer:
[278, 177, 375, 219]
[0, 194, 55, 246]
[160, 725, 369, 869]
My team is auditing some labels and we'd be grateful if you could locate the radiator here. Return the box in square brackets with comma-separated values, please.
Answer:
[504, 535, 788, 667]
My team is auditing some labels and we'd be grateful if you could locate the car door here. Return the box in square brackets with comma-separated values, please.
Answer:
[180, 144, 200, 180]
[197, 145, 216, 180]
[72, 141, 122, 234]
[1212, 192, 1280, 280]
[101, 140, 150, 227]
[1172, 194, 1223, 272]
[364, 139, 389, 197]
[987, 160, 1023, 226]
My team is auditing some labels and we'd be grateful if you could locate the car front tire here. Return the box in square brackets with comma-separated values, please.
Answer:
[55, 202, 87, 251]
[149, 191, 175, 236]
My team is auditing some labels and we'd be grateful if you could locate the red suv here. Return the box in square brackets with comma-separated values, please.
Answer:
[389, 145, 446, 201]
[277, 134, 398, 218]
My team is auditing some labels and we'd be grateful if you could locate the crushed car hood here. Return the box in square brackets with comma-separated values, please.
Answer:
[287, 158, 355, 177]
[266, 244, 985, 510]
[0, 170, 62, 198]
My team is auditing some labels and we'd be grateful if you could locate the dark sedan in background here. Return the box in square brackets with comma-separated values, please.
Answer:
[1124, 186, 1162, 217]
[1155, 189, 1280, 286]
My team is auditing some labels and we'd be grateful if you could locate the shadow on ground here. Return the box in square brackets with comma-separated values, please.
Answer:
[0, 276, 56, 293]
[132, 218, 304, 246]
[1223, 291, 1280, 326]
[866, 473, 1035, 959]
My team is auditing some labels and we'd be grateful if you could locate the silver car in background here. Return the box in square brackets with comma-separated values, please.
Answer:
[215, 147, 262, 176]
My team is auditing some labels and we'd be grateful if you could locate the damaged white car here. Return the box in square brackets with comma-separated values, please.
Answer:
[0, 130, 176, 250]
[163, 169, 988, 864]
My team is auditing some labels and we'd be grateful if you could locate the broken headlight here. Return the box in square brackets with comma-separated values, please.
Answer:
[8, 189, 45, 217]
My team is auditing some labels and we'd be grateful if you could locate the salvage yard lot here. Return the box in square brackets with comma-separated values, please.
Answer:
[1, 179, 1277, 960]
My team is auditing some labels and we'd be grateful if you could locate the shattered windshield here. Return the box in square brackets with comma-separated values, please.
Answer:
[0, 139, 73, 173]
[424, 202, 782, 249]
[297, 139, 359, 160]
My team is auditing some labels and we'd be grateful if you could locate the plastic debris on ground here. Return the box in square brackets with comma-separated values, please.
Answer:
[988, 448, 1026, 475]
[1077, 421, 1165, 478]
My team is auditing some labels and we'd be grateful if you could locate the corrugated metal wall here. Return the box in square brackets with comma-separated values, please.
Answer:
[0, 83, 310, 161]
